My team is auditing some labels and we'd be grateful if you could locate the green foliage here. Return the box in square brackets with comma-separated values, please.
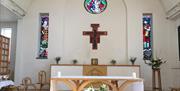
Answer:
[110, 59, 116, 64]
[85, 84, 108, 91]
[72, 59, 78, 64]
[144, 58, 166, 69]
[55, 57, 61, 61]
[99, 84, 108, 91]
[130, 57, 137, 65]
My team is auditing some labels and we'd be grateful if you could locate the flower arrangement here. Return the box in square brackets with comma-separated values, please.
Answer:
[85, 84, 108, 91]
[144, 57, 166, 69]
[99, 84, 108, 91]
[110, 59, 116, 65]
[84, 86, 95, 91]
[130, 57, 137, 65]
[55, 57, 61, 64]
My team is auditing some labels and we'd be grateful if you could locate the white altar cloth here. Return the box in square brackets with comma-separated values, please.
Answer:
[52, 76, 142, 80]
[0, 80, 14, 89]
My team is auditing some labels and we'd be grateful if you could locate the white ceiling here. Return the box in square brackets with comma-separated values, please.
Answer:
[0, 0, 179, 22]
[160, 0, 179, 11]
[0, 4, 19, 22]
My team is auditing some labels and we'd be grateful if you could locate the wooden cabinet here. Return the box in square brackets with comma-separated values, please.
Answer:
[0, 35, 10, 75]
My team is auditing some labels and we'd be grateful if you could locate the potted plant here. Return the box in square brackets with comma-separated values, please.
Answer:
[55, 57, 61, 64]
[72, 59, 78, 64]
[144, 57, 166, 70]
[130, 57, 137, 65]
[110, 59, 116, 65]
[144, 57, 166, 90]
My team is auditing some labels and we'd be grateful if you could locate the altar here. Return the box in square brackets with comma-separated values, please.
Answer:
[50, 76, 144, 91]
[50, 64, 144, 91]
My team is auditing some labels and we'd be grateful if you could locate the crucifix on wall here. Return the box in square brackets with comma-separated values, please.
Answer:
[83, 24, 108, 50]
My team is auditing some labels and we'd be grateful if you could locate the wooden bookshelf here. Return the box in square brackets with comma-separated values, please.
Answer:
[0, 35, 10, 75]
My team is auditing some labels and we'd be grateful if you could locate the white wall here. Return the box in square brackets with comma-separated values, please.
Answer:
[62, 0, 126, 64]
[173, 18, 180, 88]
[15, 0, 127, 84]
[15, 0, 179, 90]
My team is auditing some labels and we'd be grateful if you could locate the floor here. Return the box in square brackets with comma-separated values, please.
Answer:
[22, 90, 70, 91]
[20, 89, 153, 91]
[1, 89, 49, 91]
[19, 90, 49, 91]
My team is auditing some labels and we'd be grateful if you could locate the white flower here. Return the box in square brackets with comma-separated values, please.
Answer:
[85, 86, 95, 91]
[101, 84, 107, 88]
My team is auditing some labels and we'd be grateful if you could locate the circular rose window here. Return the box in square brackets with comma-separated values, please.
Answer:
[84, 0, 107, 14]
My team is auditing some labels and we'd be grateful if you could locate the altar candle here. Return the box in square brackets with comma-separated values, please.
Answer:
[132, 72, 136, 78]
[58, 71, 61, 77]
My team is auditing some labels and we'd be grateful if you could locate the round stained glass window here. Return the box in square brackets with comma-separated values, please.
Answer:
[84, 0, 107, 14]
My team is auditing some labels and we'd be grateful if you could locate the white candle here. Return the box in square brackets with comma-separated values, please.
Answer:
[132, 72, 136, 78]
[58, 71, 61, 77]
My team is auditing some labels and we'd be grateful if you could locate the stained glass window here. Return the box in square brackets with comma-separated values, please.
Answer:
[84, 0, 107, 14]
[143, 14, 153, 60]
[38, 13, 49, 59]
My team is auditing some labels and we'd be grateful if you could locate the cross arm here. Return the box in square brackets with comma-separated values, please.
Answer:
[97, 31, 108, 35]
[83, 31, 93, 35]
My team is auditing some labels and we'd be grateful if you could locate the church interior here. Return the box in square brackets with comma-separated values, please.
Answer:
[0, 0, 180, 91]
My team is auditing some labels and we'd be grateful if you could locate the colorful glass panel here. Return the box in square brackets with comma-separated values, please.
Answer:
[84, 0, 107, 14]
[38, 14, 49, 59]
[143, 14, 153, 60]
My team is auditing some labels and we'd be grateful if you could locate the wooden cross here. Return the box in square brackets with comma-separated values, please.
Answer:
[83, 24, 108, 50]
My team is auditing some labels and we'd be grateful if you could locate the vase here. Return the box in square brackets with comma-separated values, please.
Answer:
[131, 61, 135, 65]
[130, 60, 136, 65]
[56, 60, 59, 64]
[130, 57, 136, 65]
[55, 57, 61, 64]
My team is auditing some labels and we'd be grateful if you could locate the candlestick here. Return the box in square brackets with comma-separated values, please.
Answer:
[58, 71, 61, 77]
[132, 72, 136, 78]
